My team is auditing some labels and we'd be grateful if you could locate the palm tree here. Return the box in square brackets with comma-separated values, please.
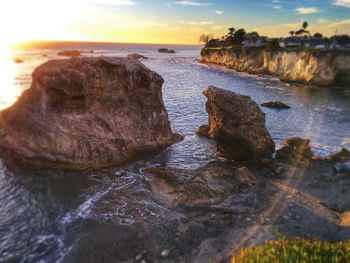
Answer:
[302, 21, 308, 30]
[289, 31, 295, 37]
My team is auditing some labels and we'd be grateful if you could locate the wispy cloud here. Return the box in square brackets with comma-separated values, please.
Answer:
[141, 22, 171, 28]
[265, 0, 282, 10]
[215, 10, 223, 15]
[175, 1, 210, 6]
[180, 20, 215, 25]
[296, 7, 320, 14]
[91, 0, 138, 6]
[333, 0, 350, 7]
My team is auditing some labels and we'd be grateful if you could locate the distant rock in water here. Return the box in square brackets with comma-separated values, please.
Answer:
[200, 86, 275, 161]
[0, 57, 178, 170]
[196, 124, 210, 138]
[57, 50, 81, 57]
[261, 101, 290, 109]
[276, 137, 314, 164]
[13, 58, 24, 63]
[158, 48, 175, 54]
[127, 53, 147, 59]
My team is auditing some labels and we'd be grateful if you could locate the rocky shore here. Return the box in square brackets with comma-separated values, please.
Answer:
[1, 53, 349, 262]
[201, 46, 350, 87]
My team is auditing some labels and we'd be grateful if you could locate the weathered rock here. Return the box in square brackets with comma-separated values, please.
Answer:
[196, 124, 210, 138]
[158, 48, 175, 54]
[261, 101, 290, 109]
[144, 161, 267, 210]
[127, 53, 147, 59]
[0, 57, 177, 170]
[57, 50, 81, 57]
[276, 137, 314, 164]
[325, 148, 350, 163]
[202, 86, 275, 161]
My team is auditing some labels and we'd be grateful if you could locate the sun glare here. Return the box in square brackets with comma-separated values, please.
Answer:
[0, 0, 83, 44]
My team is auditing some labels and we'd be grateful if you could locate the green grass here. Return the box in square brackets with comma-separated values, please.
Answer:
[230, 235, 350, 263]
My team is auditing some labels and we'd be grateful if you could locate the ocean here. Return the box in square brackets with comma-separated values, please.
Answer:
[0, 42, 349, 262]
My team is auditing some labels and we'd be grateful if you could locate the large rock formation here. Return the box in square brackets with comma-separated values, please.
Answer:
[0, 57, 178, 170]
[201, 47, 350, 87]
[201, 86, 275, 161]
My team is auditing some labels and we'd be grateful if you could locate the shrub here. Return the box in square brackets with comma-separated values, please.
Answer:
[231, 236, 350, 263]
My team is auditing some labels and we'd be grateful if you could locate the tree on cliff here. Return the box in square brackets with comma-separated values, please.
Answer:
[289, 31, 295, 36]
[228, 27, 235, 37]
[314, 32, 323, 38]
[302, 21, 308, 30]
[233, 28, 246, 46]
[199, 34, 214, 46]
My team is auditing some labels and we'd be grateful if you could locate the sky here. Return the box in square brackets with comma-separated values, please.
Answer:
[0, 0, 349, 45]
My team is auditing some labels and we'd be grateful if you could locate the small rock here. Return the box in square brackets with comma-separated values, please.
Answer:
[127, 53, 147, 59]
[274, 167, 285, 175]
[261, 101, 290, 109]
[135, 254, 143, 261]
[196, 124, 210, 138]
[57, 50, 81, 57]
[325, 148, 350, 163]
[158, 48, 175, 53]
[14, 58, 24, 63]
[161, 249, 170, 258]
[173, 133, 185, 142]
[141, 260, 147, 263]
[276, 137, 313, 164]
[260, 158, 274, 166]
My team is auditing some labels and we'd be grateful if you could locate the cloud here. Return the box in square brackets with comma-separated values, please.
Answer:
[333, 0, 350, 7]
[141, 22, 171, 28]
[180, 20, 215, 25]
[215, 10, 223, 15]
[175, 1, 210, 6]
[91, 0, 138, 6]
[296, 7, 320, 14]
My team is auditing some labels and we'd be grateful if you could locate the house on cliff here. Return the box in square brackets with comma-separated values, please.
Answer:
[279, 37, 302, 48]
[279, 37, 327, 49]
[244, 33, 268, 47]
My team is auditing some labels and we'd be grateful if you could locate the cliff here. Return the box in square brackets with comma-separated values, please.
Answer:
[201, 47, 350, 87]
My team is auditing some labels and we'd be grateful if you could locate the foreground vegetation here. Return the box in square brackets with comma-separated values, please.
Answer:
[230, 236, 350, 263]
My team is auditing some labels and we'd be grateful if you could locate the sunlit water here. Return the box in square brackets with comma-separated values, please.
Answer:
[0, 42, 350, 262]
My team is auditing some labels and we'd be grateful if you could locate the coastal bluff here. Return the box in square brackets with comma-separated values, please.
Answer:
[0, 57, 178, 170]
[201, 47, 350, 87]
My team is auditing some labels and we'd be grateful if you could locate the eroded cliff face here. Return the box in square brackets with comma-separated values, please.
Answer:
[201, 47, 350, 87]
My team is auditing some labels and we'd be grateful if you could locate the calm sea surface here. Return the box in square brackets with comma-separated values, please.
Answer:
[0, 42, 349, 262]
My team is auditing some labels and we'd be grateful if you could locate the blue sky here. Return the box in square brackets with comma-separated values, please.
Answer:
[0, 0, 349, 44]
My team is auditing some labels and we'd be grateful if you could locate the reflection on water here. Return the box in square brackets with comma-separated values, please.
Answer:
[0, 50, 22, 109]
[0, 42, 349, 262]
